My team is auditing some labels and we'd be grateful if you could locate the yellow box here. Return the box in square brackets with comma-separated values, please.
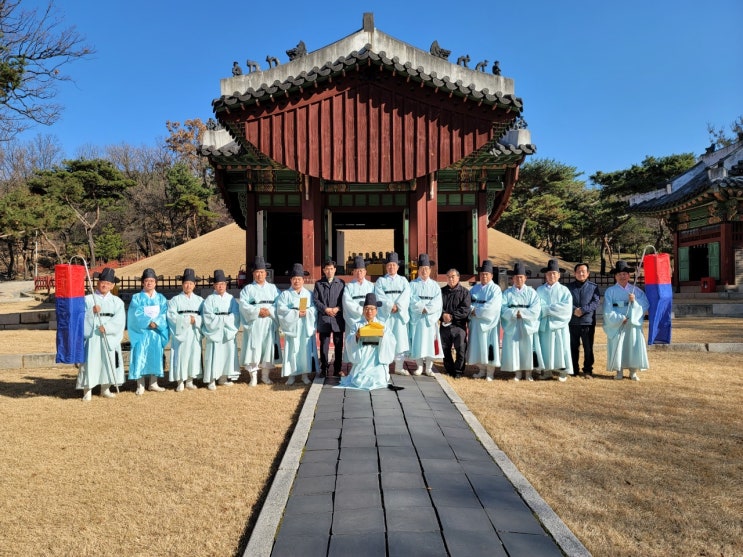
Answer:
[299, 297, 308, 311]
[359, 322, 384, 337]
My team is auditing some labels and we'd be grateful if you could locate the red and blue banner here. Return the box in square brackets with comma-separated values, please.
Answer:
[55, 264, 86, 364]
[643, 253, 673, 345]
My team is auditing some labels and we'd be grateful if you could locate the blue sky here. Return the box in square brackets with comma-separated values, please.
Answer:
[17, 0, 743, 184]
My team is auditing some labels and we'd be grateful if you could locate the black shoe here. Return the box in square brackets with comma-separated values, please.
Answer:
[387, 384, 405, 391]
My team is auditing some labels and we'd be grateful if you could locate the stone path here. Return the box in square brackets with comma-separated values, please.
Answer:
[245, 372, 590, 557]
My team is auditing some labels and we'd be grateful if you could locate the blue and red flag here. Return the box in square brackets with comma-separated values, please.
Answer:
[643, 253, 673, 345]
[55, 264, 86, 364]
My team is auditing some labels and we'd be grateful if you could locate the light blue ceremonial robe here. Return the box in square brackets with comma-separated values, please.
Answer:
[409, 277, 443, 359]
[201, 291, 240, 382]
[76, 291, 126, 389]
[500, 285, 542, 372]
[339, 317, 394, 390]
[127, 290, 169, 379]
[536, 282, 573, 373]
[602, 283, 650, 372]
[467, 281, 502, 366]
[341, 279, 375, 361]
[374, 274, 411, 355]
[167, 292, 204, 382]
[277, 287, 319, 376]
[239, 281, 279, 366]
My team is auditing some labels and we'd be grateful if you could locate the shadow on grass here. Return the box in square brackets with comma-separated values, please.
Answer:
[0, 373, 80, 399]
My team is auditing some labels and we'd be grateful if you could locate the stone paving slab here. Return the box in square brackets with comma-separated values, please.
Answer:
[245, 371, 592, 557]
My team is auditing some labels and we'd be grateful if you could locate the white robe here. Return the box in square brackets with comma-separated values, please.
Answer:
[602, 283, 650, 372]
[409, 277, 443, 359]
[536, 282, 573, 373]
[201, 292, 240, 382]
[339, 317, 394, 390]
[374, 274, 411, 355]
[167, 292, 204, 382]
[76, 291, 126, 390]
[467, 281, 502, 366]
[276, 287, 318, 376]
[500, 285, 542, 372]
[239, 281, 279, 367]
[341, 279, 375, 361]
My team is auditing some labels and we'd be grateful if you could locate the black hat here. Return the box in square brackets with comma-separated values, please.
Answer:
[288, 263, 309, 278]
[212, 269, 227, 283]
[180, 268, 198, 283]
[386, 252, 400, 265]
[352, 256, 366, 270]
[477, 260, 494, 274]
[251, 256, 271, 270]
[96, 267, 119, 284]
[323, 258, 336, 267]
[610, 260, 635, 274]
[540, 259, 565, 274]
[417, 254, 435, 268]
[507, 262, 529, 277]
[361, 293, 382, 307]
[141, 268, 157, 281]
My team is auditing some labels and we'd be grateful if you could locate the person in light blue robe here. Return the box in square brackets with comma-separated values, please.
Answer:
[277, 263, 318, 385]
[501, 262, 542, 381]
[76, 267, 125, 400]
[127, 268, 169, 394]
[536, 259, 573, 381]
[602, 260, 650, 380]
[374, 252, 411, 375]
[408, 254, 443, 376]
[341, 256, 375, 369]
[467, 260, 502, 381]
[201, 270, 240, 389]
[339, 293, 394, 390]
[239, 256, 280, 386]
[166, 268, 203, 391]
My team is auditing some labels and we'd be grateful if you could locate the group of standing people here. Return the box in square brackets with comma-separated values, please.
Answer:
[75, 252, 650, 400]
[452, 258, 650, 382]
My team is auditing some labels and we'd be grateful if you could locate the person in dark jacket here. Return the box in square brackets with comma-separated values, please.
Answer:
[313, 258, 345, 377]
[567, 262, 601, 378]
[440, 268, 471, 377]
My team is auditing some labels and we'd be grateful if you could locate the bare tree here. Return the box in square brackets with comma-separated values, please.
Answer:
[0, 0, 93, 141]
[0, 133, 63, 190]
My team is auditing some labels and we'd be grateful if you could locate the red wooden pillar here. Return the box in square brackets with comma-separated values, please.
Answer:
[425, 174, 439, 274]
[244, 189, 257, 269]
[477, 191, 489, 266]
[412, 177, 428, 265]
[301, 176, 323, 281]
[720, 221, 733, 286]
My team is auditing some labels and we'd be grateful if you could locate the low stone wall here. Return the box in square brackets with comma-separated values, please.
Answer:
[0, 310, 57, 330]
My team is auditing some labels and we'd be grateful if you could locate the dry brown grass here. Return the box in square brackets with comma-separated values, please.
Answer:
[0, 370, 306, 557]
[451, 349, 743, 557]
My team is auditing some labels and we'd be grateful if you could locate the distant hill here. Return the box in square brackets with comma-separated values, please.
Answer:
[116, 224, 573, 278]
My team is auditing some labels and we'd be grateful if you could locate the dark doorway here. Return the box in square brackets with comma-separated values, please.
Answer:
[267, 212, 301, 280]
[438, 211, 473, 275]
[688, 245, 709, 281]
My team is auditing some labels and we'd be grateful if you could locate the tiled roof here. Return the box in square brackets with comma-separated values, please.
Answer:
[213, 45, 523, 114]
[632, 173, 743, 214]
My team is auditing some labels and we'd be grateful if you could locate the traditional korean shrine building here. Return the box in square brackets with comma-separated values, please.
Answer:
[201, 13, 534, 281]
[630, 134, 743, 291]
